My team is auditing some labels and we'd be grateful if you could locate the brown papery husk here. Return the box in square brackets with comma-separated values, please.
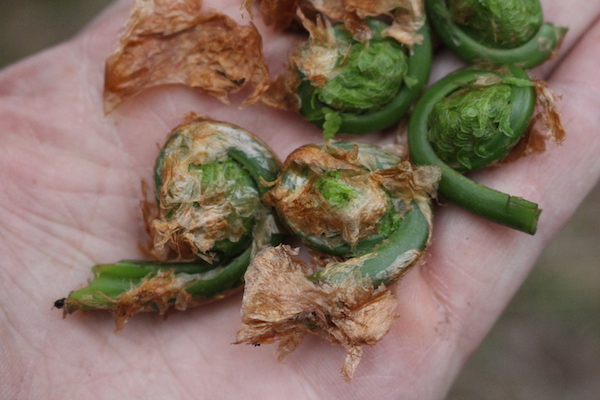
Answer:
[252, 0, 425, 44]
[308, 0, 425, 45]
[106, 270, 197, 332]
[103, 0, 270, 113]
[260, 8, 343, 112]
[501, 78, 566, 164]
[260, 62, 302, 111]
[264, 144, 391, 248]
[235, 245, 400, 381]
[242, 0, 303, 30]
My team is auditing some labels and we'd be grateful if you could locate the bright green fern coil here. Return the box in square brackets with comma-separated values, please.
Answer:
[450, 0, 543, 48]
[427, 0, 567, 68]
[315, 37, 408, 113]
[297, 18, 432, 138]
[427, 80, 530, 172]
[408, 65, 541, 234]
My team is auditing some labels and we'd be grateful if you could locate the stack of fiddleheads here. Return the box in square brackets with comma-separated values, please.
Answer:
[426, 0, 567, 68]
[58, 118, 282, 330]
[296, 18, 432, 138]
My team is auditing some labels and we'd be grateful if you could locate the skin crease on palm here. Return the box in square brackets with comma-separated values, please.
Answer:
[0, 0, 598, 398]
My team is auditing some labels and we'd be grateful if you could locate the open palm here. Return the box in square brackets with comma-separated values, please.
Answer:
[1, 1, 599, 398]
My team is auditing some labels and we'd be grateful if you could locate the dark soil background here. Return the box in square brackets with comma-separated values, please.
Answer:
[1, 1, 598, 399]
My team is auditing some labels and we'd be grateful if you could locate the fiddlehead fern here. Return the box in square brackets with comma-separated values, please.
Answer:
[149, 118, 280, 262]
[265, 141, 436, 274]
[236, 141, 440, 380]
[426, 0, 567, 68]
[408, 64, 561, 234]
[58, 118, 282, 330]
[296, 18, 432, 138]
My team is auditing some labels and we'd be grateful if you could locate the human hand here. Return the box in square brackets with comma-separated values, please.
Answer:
[1, 1, 598, 398]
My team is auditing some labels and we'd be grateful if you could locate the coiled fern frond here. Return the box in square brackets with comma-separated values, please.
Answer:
[58, 118, 282, 330]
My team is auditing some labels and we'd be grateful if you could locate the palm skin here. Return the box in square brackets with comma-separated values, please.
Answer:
[0, 1, 598, 398]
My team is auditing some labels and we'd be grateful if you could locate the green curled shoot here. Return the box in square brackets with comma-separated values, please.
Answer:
[408, 65, 565, 234]
[295, 15, 432, 138]
[236, 141, 440, 380]
[57, 117, 283, 330]
[426, 0, 567, 68]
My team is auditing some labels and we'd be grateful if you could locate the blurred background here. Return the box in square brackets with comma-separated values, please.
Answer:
[1, 1, 598, 398]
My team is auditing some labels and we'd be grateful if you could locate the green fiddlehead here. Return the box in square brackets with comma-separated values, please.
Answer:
[59, 118, 282, 330]
[296, 18, 432, 138]
[427, 0, 567, 68]
[408, 64, 542, 234]
[150, 118, 280, 262]
[265, 141, 437, 285]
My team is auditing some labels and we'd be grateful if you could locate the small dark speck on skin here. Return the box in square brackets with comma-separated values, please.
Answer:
[53, 298, 66, 309]
[216, 70, 246, 86]
[252, 343, 261, 347]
